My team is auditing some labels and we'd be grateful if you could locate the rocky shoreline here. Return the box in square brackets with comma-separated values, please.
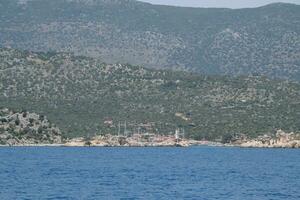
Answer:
[62, 130, 300, 148]
[0, 133, 222, 147]
[63, 134, 217, 147]
[228, 130, 300, 149]
[2, 132, 299, 149]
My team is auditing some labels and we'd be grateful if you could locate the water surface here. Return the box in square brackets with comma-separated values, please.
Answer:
[0, 147, 299, 199]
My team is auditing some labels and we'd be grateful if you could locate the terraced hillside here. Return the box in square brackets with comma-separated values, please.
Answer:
[1, 48, 300, 140]
[0, 1, 299, 80]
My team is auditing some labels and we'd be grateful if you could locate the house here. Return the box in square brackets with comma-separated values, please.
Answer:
[104, 118, 113, 127]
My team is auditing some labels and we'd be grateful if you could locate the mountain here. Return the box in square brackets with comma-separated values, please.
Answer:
[0, 1, 299, 80]
[1, 48, 300, 140]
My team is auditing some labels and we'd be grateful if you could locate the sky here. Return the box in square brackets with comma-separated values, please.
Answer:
[139, 0, 300, 8]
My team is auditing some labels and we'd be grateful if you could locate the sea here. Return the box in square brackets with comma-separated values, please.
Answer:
[0, 146, 299, 200]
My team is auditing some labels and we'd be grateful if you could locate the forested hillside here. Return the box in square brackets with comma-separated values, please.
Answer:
[1, 48, 300, 140]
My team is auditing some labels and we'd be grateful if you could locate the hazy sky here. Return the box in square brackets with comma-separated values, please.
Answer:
[139, 0, 300, 8]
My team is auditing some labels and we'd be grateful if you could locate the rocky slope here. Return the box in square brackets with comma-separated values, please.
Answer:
[0, 108, 63, 145]
[1, 48, 300, 140]
[232, 130, 300, 148]
[0, 1, 299, 80]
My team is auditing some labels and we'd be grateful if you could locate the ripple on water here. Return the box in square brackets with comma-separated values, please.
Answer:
[0, 147, 299, 200]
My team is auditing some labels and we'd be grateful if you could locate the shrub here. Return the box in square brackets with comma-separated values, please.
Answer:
[39, 115, 45, 122]
[222, 133, 233, 144]
[22, 112, 27, 118]
[38, 126, 44, 134]
[29, 118, 34, 124]
[85, 141, 92, 146]
[15, 119, 20, 126]
[0, 139, 5, 145]
[0, 118, 7, 123]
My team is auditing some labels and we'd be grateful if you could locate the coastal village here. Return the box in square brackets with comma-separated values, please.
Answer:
[64, 118, 300, 148]
[65, 118, 220, 147]
[64, 129, 300, 148]
[1, 109, 300, 148]
[65, 132, 196, 147]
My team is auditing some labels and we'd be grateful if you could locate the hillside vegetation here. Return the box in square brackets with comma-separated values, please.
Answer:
[0, 108, 63, 145]
[1, 48, 300, 140]
[0, 0, 299, 80]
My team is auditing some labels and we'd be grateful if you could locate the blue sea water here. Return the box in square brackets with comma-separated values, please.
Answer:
[0, 147, 299, 200]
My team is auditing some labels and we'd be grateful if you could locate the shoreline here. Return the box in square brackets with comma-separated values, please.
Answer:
[1, 130, 299, 149]
[1, 143, 299, 149]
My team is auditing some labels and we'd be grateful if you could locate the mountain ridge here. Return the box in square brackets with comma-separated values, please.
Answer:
[0, 0, 299, 80]
[138, 1, 299, 9]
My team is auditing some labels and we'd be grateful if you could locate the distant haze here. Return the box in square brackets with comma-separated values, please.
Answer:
[139, 0, 300, 8]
